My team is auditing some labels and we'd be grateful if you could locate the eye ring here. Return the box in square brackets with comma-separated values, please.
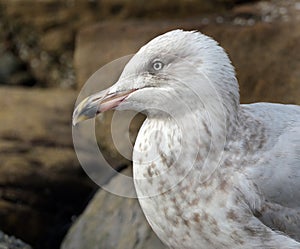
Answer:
[152, 60, 164, 71]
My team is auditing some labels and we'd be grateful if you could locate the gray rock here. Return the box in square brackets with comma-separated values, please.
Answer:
[61, 168, 167, 249]
[0, 231, 32, 249]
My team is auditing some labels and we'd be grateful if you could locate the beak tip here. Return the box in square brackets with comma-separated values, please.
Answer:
[72, 107, 81, 127]
[72, 115, 80, 127]
[72, 119, 78, 127]
[72, 111, 91, 127]
[72, 97, 96, 126]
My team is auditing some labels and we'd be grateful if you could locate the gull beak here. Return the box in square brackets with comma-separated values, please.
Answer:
[72, 88, 136, 126]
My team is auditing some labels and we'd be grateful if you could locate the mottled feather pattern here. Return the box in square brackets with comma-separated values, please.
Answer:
[131, 31, 300, 249]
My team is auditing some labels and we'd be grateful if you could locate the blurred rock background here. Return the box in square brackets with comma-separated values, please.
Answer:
[0, 0, 299, 249]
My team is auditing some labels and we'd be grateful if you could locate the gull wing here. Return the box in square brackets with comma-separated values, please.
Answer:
[242, 103, 300, 239]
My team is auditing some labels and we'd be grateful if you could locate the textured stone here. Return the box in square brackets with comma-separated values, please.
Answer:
[0, 0, 237, 87]
[0, 51, 34, 86]
[0, 87, 96, 249]
[0, 231, 32, 249]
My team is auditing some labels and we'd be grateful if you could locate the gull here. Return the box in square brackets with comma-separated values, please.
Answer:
[73, 30, 300, 249]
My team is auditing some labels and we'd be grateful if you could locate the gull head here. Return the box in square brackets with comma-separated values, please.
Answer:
[73, 29, 239, 125]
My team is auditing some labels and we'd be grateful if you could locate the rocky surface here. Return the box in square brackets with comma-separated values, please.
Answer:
[61, 168, 167, 249]
[0, 231, 32, 249]
[0, 0, 245, 88]
[0, 87, 98, 249]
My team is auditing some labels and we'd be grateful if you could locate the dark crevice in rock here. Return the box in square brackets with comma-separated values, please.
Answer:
[110, 4, 124, 15]
[0, 173, 97, 249]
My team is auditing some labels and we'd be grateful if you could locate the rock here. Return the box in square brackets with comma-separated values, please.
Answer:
[40, 27, 74, 53]
[0, 0, 239, 88]
[0, 51, 34, 86]
[0, 0, 294, 87]
[8, 71, 36, 86]
[0, 230, 32, 249]
[73, 0, 300, 165]
[0, 87, 98, 249]
[0, 51, 22, 83]
[61, 168, 167, 249]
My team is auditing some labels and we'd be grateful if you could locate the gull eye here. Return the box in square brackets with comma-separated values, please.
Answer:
[152, 61, 164, 71]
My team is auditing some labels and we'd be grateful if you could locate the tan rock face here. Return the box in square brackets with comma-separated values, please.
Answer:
[0, 87, 96, 248]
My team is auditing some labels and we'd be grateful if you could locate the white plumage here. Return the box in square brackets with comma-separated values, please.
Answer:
[73, 30, 300, 249]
